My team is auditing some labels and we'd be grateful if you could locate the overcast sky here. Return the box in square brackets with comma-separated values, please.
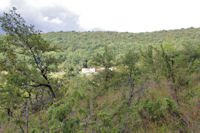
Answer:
[1, 0, 200, 33]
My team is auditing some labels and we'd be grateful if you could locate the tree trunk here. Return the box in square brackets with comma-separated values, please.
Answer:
[48, 85, 56, 99]
[26, 104, 29, 133]
[1, 121, 3, 133]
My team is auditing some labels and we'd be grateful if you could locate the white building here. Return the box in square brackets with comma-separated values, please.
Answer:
[81, 68, 96, 74]
[81, 67, 117, 75]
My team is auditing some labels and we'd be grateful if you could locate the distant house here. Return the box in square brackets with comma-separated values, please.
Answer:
[96, 67, 105, 72]
[81, 67, 116, 75]
[81, 68, 96, 74]
[109, 67, 116, 71]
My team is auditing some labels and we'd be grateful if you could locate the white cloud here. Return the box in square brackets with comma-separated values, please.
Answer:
[43, 17, 63, 24]
[1, 0, 200, 32]
[0, 0, 11, 11]
[2, 0, 82, 32]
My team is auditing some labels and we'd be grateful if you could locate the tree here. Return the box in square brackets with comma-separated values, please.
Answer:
[0, 7, 57, 99]
[0, 7, 63, 132]
[92, 45, 115, 90]
[0, 7, 61, 132]
[121, 49, 140, 106]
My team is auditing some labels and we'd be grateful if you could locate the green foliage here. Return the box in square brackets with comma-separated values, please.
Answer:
[1, 8, 200, 132]
[48, 103, 79, 132]
[91, 45, 116, 92]
[92, 45, 114, 68]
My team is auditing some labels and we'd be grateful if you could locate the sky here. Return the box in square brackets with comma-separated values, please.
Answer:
[1, 0, 200, 33]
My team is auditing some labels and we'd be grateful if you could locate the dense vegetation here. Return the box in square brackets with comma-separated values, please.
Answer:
[0, 8, 200, 132]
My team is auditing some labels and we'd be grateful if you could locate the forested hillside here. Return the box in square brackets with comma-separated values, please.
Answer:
[0, 9, 200, 133]
[42, 28, 200, 72]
